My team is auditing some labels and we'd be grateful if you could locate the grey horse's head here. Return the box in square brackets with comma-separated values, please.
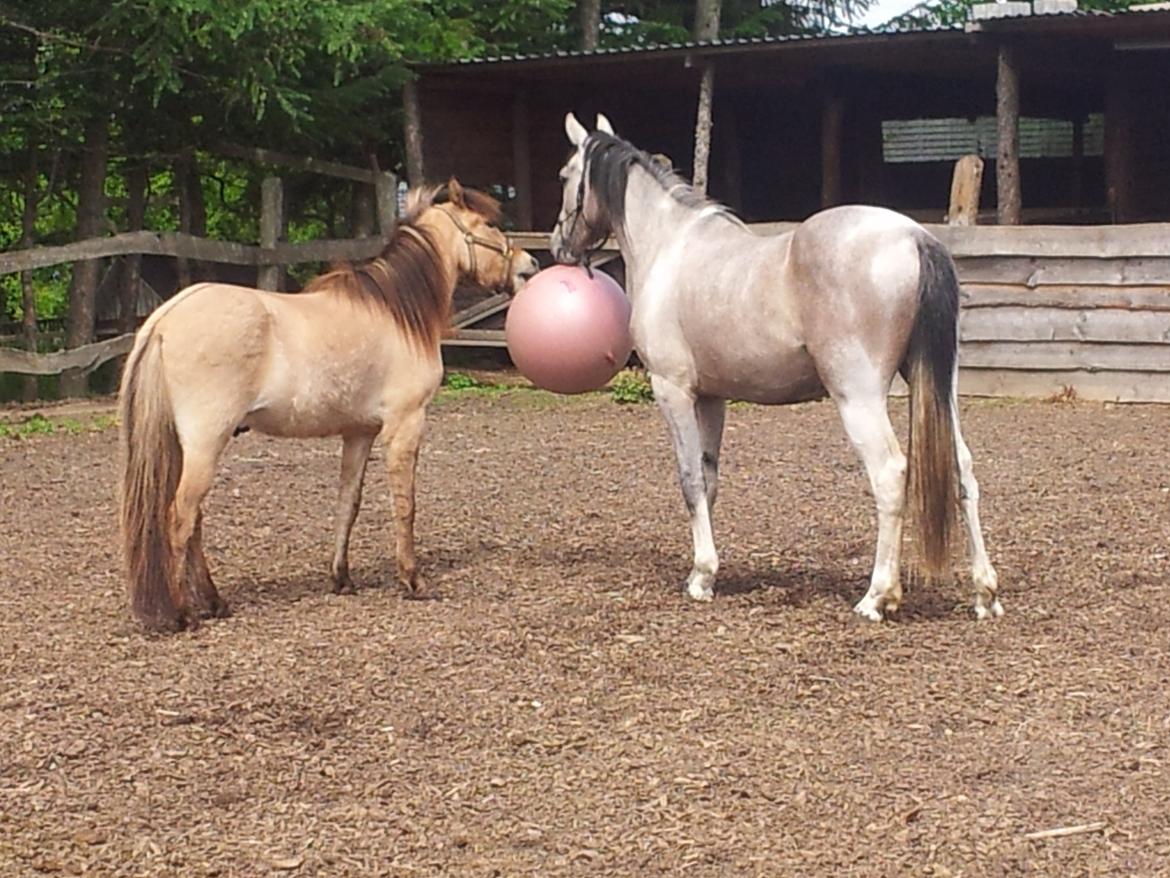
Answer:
[550, 112, 617, 264]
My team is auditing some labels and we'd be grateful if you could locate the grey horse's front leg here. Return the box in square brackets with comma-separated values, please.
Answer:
[651, 375, 720, 601]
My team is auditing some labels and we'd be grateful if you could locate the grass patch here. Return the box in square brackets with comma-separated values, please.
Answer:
[0, 410, 118, 440]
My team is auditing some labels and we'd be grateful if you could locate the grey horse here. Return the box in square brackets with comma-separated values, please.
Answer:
[550, 113, 1001, 621]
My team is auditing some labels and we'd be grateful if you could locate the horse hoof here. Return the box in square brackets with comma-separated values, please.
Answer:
[332, 577, 357, 595]
[685, 582, 714, 602]
[852, 600, 883, 623]
[975, 599, 1004, 621]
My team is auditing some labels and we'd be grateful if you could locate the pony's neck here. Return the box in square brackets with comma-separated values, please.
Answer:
[413, 211, 461, 292]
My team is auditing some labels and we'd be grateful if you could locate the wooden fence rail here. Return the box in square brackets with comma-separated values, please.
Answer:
[4, 222, 1170, 401]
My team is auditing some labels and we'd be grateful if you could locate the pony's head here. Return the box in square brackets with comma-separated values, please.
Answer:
[408, 178, 538, 294]
[550, 112, 617, 265]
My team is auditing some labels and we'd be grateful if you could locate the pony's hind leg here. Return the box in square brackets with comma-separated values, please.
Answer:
[652, 376, 719, 602]
[696, 396, 726, 511]
[187, 511, 229, 618]
[835, 394, 908, 621]
[382, 409, 427, 594]
[953, 410, 1003, 619]
[169, 436, 227, 627]
[331, 431, 377, 594]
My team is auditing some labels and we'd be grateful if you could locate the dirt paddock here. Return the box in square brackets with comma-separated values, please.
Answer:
[1, 390, 1168, 876]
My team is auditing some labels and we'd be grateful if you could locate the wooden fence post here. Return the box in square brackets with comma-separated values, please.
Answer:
[403, 81, 425, 187]
[258, 176, 284, 291]
[821, 92, 845, 209]
[375, 171, 398, 237]
[948, 155, 985, 226]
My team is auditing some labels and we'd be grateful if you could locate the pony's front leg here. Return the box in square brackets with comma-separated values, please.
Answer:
[331, 431, 377, 594]
[652, 376, 719, 601]
[382, 409, 427, 594]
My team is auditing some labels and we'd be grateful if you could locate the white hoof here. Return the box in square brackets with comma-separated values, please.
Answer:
[975, 598, 1004, 621]
[686, 580, 714, 602]
[853, 598, 883, 622]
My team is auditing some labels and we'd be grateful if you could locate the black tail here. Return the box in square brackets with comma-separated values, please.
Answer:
[903, 233, 960, 578]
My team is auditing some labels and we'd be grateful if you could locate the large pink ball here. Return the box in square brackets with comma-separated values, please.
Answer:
[505, 265, 633, 394]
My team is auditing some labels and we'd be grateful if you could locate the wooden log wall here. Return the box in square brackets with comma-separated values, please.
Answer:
[934, 224, 1170, 403]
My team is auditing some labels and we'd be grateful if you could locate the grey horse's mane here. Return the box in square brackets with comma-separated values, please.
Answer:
[583, 132, 741, 231]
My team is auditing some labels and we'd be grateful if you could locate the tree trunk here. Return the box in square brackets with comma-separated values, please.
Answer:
[61, 115, 109, 398]
[690, 0, 722, 195]
[995, 45, 1021, 225]
[351, 182, 376, 238]
[579, 0, 601, 51]
[20, 146, 39, 401]
[177, 153, 209, 282]
[119, 164, 148, 334]
[403, 81, 425, 187]
[174, 155, 193, 290]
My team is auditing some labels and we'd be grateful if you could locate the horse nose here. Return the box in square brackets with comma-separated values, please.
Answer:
[516, 252, 539, 281]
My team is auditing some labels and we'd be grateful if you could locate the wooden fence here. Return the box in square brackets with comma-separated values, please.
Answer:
[3, 221, 1170, 402]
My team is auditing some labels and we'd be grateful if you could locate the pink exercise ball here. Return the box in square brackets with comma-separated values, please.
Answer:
[505, 265, 633, 394]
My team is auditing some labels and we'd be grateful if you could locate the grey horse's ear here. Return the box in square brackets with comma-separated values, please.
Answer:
[596, 113, 615, 135]
[565, 112, 588, 146]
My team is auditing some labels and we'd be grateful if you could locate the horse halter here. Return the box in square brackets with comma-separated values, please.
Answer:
[561, 161, 606, 272]
[439, 207, 514, 277]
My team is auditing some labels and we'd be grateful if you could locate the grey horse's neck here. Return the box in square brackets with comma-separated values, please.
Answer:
[616, 165, 738, 295]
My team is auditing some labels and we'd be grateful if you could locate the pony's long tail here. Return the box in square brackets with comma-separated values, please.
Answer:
[904, 233, 960, 579]
[119, 329, 183, 631]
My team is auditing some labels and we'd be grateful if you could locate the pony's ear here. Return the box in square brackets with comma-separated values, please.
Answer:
[447, 176, 466, 207]
[596, 113, 615, 135]
[565, 112, 587, 146]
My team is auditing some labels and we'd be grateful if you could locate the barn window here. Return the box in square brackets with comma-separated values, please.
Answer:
[881, 114, 1105, 163]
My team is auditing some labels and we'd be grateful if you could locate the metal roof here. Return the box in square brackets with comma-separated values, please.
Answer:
[414, 6, 1170, 71]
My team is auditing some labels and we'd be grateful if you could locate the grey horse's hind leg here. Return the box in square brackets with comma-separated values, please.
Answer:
[834, 393, 908, 621]
[652, 375, 719, 601]
[952, 406, 1003, 619]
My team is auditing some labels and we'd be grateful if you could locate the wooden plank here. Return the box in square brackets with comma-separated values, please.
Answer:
[0, 231, 385, 275]
[452, 293, 512, 329]
[961, 284, 1170, 311]
[443, 328, 507, 348]
[375, 171, 398, 235]
[960, 307, 1170, 343]
[931, 224, 1170, 258]
[0, 333, 134, 376]
[213, 143, 379, 184]
[959, 341, 1170, 372]
[403, 81, 425, 187]
[957, 368, 1170, 404]
[956, 257, 1170, 287]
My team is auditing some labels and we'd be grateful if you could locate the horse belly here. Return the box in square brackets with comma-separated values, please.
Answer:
[695, 343, 826, 405]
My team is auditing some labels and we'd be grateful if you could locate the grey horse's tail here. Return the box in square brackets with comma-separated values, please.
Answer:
[904, 233, 960, 579]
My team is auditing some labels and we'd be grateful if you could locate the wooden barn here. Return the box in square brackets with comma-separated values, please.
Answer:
[405, 3, 1170, 404]
[408, 3, 1170, 230]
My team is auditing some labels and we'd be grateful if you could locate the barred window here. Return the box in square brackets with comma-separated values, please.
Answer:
[881, 114, 1104, 163]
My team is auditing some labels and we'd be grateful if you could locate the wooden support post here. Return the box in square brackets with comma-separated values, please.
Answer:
[692, 64, 716, 194]
[258, 176, 284, 291]
[821, 92, 845, 209]
[948, 155, 985, 226]
[375, 171, 398, 237]
[403, 80, 425, 187]
[512, 89, 534, 230]
[20, 147, 39, 401]
[996, 45, 1021, 225]
[1105, 68, 1134, 223]
[1071, 115, 1085, 211]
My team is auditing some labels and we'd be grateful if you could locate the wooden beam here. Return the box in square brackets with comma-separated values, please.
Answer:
[375, 171, 398, 237]
[403, 80, 426, 186]
[821, 92, 845, 209]
[0, 232, 387, 276]
[452, 292, 512, 329]
[996, 45, 1021, 225]
[257, 176, 285, 291]
[214, 143, 379, 184]
[511, 89, 534, 230]
[1104, 67, 1135, 223]
[0, 333, 133, 376]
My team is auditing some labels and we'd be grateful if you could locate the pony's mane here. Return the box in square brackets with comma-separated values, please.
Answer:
[582, 132, 740, 232]
[302, 182, 501, 349]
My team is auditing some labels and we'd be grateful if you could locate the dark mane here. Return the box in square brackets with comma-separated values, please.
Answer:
[583, 132, 738, 232]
